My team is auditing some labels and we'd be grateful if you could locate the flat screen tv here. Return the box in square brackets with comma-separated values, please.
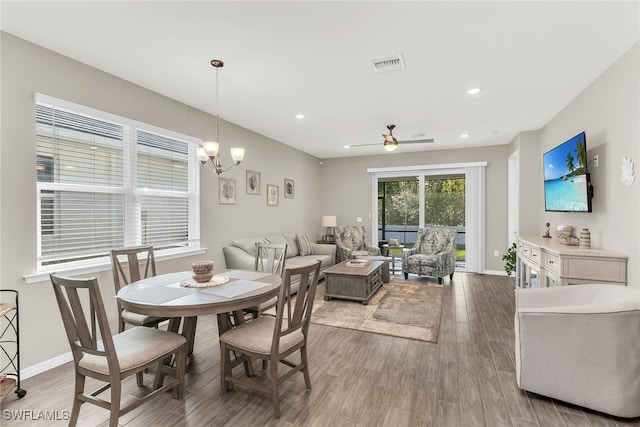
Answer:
[543, 131, 593, 212]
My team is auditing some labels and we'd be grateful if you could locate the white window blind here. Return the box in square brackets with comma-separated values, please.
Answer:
[35, 94, 201, 270]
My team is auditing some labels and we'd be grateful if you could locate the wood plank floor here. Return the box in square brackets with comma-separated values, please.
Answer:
[3, 272, 640, 426]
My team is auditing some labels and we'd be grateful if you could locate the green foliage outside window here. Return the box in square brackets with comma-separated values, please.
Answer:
[379, 178, 465, 227]
[424, 179, 465, 226]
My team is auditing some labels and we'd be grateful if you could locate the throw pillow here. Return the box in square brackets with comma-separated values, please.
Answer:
[258, 237, 271, 258]
[296, 234, 313, 256]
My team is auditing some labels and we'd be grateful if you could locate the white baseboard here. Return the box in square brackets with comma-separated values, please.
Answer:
[19, 322, 171, 380]
[483, 269, 510, 276]
[21, 351, 73, 380]
[457, 269, 510, 277]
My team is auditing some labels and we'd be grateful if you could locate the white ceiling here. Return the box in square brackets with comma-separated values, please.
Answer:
[2, 1, 639, 159]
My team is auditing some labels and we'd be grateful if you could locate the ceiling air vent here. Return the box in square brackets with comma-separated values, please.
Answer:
[372, 53, 405, 73]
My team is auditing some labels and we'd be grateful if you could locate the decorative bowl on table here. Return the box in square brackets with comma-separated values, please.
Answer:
[192, 261, 214, 283]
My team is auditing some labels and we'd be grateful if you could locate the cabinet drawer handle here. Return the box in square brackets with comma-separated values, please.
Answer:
[548, 260, 554, 264]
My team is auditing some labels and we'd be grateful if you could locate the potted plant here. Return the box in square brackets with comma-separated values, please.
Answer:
[502, 242, 517, 276]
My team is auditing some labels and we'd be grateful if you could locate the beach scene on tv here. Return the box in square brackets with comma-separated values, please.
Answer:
[543, 133, 589, 212]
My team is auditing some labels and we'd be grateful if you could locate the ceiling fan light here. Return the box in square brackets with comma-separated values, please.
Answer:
[384, 140, 398, 152]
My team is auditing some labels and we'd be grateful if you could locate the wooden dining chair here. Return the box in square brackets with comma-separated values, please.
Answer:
[50, 273, 187, 427]
[110, 246, 169, 332]
[219, 260, 321, 418]
[243, 242, 288, 319]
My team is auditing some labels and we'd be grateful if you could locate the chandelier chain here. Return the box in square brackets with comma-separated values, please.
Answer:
[215, 64, 220, 143]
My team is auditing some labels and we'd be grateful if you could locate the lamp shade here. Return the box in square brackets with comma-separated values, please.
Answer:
[321, 215, 337, 227]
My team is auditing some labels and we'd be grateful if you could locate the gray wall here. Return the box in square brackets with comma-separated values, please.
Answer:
[0, 33, 322, 369]
[509, 130, 542, 238]
[538, 42, 639, 287]
[510, 42, 639, 288]
[318, 145, 510, 272]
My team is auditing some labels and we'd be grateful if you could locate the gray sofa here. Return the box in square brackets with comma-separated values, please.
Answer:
[223, 232, 336, 291]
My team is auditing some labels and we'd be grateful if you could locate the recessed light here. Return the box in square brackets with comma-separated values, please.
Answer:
[295, 113, 305, 119]
[344, 145, 351, 149]
[467, 88, 481, 95]
[460, 133, 470, 138]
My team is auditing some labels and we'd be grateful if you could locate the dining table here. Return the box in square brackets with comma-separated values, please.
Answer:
[117, 268, 281, 386]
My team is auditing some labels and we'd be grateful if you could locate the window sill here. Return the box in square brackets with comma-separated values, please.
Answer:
[23, 247, 208, 284]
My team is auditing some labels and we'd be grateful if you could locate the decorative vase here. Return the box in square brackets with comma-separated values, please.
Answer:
[192, 261, 214, 282]
[579, 228, 591, 249]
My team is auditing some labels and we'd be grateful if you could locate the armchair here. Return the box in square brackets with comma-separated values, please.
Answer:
[515, 284, 640, 418]
[334, 225, 380, 263]
[402, 227, 456, 283]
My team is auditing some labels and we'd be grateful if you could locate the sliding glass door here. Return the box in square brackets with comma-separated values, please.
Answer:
[378, 175, 465, 266]
[378, 177, 420, 246]
[370, 162, 485, 273]
[423, 176, 466, 267]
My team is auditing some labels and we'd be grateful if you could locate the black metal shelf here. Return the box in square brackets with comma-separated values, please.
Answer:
[1, 290, 26, 401]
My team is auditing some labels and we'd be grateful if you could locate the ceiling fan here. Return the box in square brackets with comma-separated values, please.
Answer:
[348, 124, 435, 152]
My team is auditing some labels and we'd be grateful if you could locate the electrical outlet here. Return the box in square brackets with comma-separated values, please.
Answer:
[593, 155, 599, 168]
[356, 217, 363, 223]
[494, 250, 499, 257]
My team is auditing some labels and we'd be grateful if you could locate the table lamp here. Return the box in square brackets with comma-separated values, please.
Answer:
[321, 215, 337, 242]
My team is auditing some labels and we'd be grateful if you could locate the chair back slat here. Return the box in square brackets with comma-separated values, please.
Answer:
[50, 274, 119, 371]
[254, 243, 287, 276]
[111, 246, 161, 332]
[273, 261, 321, 350]
[110, 245, 156, 292]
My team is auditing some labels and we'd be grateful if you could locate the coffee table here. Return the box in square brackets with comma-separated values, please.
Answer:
[323, 260, 383, 305]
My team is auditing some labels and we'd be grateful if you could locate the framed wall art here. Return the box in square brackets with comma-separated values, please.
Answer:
[246, 170, 261, 194]
[218, 177, 237, 204]
[284, 178, 294, 199]
[267, 184, 279, 206]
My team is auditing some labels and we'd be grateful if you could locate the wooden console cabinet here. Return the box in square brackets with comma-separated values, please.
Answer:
[516, 235, 627, 288]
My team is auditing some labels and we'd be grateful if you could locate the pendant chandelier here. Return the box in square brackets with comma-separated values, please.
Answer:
[196, 59, 245, 174]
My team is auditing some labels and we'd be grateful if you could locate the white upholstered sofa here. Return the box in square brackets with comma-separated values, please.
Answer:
[515, 284, 640, 418]
[223, 232, 336, 292]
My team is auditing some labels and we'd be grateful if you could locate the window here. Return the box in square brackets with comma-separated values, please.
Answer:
[35, 94, 201, 271]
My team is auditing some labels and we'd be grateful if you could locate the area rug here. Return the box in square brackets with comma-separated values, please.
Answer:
[309, 277, 443, 342]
